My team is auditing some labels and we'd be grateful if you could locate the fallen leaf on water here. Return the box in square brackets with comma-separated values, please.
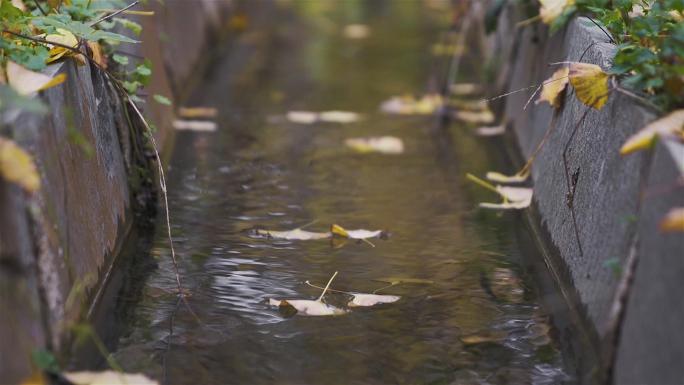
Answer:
[253, 228, 331, 240]
[449, 83, 482, 96]
[63, 371, 158, 385]
[536, 67, 569, 108]
[539, 0, 575, 24]
[6, 61, 66, 95]
[620, 109, 684, 155]
[569, 62, 609, 110]
[660, 207, 684, 232]
[0, 137, 40, 192]
[486, 169, 530, 183]
[348, 293, 400, 307]
[380, 94, 443, 115]
[489, 267, 525, 303]
[172, 120, 217, 132]
[343, 24, 370, 39]
[45, 28, 80, 64]
[178, 107, 218, 119]
[286, 111, 360, 124]
[454, 109, 495, 124]
[345, 136, 404, 154]
[475, 125, 506, 137]
[460, 331, 507, 345]
[269, 298, 345, 316]
[374, 277, 434, 285]
[467, 173, 533, 210]
[331, 224, 383, 239]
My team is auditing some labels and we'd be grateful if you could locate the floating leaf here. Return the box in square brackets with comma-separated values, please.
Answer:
[343, 24, 370, 39]
[475, 125, 505, 137]
[348, 293, 400, 307]
[488, 267, 525, 303]
[460, 331, 507, 345]
[6, 61, 66, 95]
[569, 62, 609, 110]
[450, 98, 488, 111]
[63, 371, 158, 385]
[467, 173, 533, 210]
[620, 109, 684, 155]
[345, 136, 404, 154]
[0, 137, 40, 192]
[286, 111, 317, 124]
[374, 277, 434, 285]
[454, 109, 495, 124]
[449, 83, 482, 96]
[660, 207, 684, 232]
[318, 111, 360, 123]
[269, 299, 345, 316]
[331, 224, 383, 239]
[178, 107, 218, 119]
[539, 0, 575, 24]
[380, 94, 443, 115]
[486, 169, 530, 183]
[172, 120, 217, 132]
[253, 228, 331, 240]
[536, 67, 569, 108]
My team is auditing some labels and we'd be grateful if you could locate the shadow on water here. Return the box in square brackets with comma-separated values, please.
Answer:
[99, 2, 579, 384]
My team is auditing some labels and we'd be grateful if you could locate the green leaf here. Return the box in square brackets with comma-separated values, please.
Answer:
[31, 349, 60, 373]
[115, 17, 142, 36]
[153, 94, 172, 106]
[112, 54, 129, 66]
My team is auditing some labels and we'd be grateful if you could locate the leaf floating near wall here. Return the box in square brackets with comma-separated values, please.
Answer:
[0, 137, 40, 193]
[253, 228, 331, 240]
[568, 62, 609, 110]
[348, 293, 400, 307]
[660, 207, 684, 233]
[269, 299, 346, 316]
[466, 173, 533, 210]
[345, 136, 404, 154]
[536, 67, 569, 108]
[6, 61, 66, 95]
[474, 125, 506, 137]
[331, 224, 384, 240]
[63, 371, 158, 385]
[620, 109, 684, 155]
[486, 169, 530, 183]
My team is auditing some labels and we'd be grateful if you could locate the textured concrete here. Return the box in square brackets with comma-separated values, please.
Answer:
[0, 2, 233, 383]
[479, 4, 683, 383]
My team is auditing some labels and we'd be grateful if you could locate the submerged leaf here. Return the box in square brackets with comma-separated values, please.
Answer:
[345, 136, 404, 154]
[348, 293, 400, 307]
[660, 207, 684, 232]
[569, 62, 609, 110]
[620, 109, 684, 155]
[6, 61, 66, 95]
[63, 371, 158, 385]
[536, 67, 569, 108]
[254, 228, 331, 240]
[269, 298, 345, 316]
[0, 137, 40, 192]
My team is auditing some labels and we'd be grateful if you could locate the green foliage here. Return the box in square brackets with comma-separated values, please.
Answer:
[31, 349, 60, 373]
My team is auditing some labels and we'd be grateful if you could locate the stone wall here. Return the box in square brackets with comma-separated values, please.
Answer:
[475, 4, 684, 384]
[0, 1, 234, 383]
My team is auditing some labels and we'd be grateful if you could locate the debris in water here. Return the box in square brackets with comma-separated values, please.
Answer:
[173, 120, 217, 132]
[345, 136, 405, 154]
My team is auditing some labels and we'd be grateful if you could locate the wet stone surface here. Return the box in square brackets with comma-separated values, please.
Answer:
[110, 3, 571, 384]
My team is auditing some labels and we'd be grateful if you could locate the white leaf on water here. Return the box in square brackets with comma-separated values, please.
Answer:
[269, 298, 346, 316]
[348, 293, 400, 307]
[254, 228, 331, 240]
[475, 125, 506, 137]
[63, 371, 158, 385]
[173, 120, 217, 132]
[286, 111, 360, 124]
[345, 136, 404, 154]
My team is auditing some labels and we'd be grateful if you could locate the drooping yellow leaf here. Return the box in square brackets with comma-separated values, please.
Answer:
[45, 28, 79, 64]
[6, 61, 66, 95]
[345, 136, 404, 154]
[660, 207, 684, 232]
[19, 370, 45, 385]
[348, 293, 400, 307]
[253, 228, 331, 240]
[568, 62, 609, 110]
[63, 371, 158, 385]
[86, 41, 106, 69]
[0, 137, 40, 193]
[536, 67, 569, 108]
[620, 109, 684, 155]
[539, 0, 575, 24]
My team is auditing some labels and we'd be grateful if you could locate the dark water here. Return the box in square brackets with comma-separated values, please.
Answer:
[112, 3, 570, 384]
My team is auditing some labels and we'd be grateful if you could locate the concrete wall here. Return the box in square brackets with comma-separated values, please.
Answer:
[476, 4, 684, 384]
[0, 1, 234, 383]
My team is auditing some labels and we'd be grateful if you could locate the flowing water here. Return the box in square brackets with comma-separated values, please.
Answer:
[111, 3, 571, 384]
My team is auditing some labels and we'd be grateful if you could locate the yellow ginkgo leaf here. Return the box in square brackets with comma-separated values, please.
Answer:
[0, 137, 41, 193]
[45, 28, 79, 64]
[330, 224, 349, 238]
[568, 62, 609, 110]
[620, 109, 684, 155]
[660, 207, 684, 232]
[539, 0, 575, 24]
[536, 67, 569, 108]
[6, 61, 66, 95]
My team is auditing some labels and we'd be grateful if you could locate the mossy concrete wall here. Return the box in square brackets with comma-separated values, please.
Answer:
[475, 4, 683, 384]
[0, 1, 234, 383]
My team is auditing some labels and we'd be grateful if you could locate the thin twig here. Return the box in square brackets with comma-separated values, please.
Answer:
[89, 0, 140, 27]
[33, 0, 47, 15]
[586, 16, 616, 44]
[305, 280, 351, 295]
[372, 282, 398, 294]
[317, 271, 339, 302]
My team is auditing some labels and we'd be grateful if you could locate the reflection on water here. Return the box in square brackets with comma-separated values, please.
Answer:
[112, 2, 571, 384]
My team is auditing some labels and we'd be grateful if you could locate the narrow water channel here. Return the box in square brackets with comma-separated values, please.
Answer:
[111, 3, 571, 384]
